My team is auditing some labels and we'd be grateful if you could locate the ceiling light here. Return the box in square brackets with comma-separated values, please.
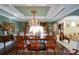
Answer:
[71, 22, 76, 27]
[28, 10, 40, 26]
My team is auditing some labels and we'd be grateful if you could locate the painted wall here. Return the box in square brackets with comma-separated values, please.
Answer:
[16, 21, 55, 33]
[17, 22, 25, 32]
[48, 22, 53, 32]
[0, 15, 27, 35]
[58, 16, 79, 36]
[18, 22, 54, 32]
[48, 22, 56, 33]
[64, 20, 79, 35]
[0, 15, 57, 35]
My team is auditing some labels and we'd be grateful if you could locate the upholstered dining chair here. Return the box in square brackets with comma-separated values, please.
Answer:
[45, 35, 56, 54]
[29, 36, 40, 54]
[14, 36, 26, 54]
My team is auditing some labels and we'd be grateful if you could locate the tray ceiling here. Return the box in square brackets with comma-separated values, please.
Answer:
[0, 4, 79, 22]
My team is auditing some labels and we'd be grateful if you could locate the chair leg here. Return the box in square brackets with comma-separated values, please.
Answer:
[54, 47, 56, 55]
[35, 49, 39, 55]
[46, 49, 48, 55]
[23, 49, 25, 55]
[30, 50, 32, 55]
[16, 49, 18, 55]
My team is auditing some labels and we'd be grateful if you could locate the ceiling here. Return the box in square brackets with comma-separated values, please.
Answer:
[67, 9, 79, 16]
[15, 6, 49, 16]
[0, 4, 79, 22]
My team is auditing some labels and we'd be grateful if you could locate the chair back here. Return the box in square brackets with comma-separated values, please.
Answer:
[30, 36, 40, 50]
[15, 36, 25, 49]
[45, 35, 56, 49]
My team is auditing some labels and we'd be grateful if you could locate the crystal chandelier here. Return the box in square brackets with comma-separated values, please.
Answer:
[28, 10, 40, 26]
[28, 10, 45, 37]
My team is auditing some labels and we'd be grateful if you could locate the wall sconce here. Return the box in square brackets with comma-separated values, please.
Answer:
[71, 22, 76, 27]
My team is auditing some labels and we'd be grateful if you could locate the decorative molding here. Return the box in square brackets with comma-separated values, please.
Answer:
[0, 4, 79, 22]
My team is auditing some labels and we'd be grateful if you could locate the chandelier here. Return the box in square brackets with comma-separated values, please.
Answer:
[28, 10, 40, 26]
[28, 10, 45, 37]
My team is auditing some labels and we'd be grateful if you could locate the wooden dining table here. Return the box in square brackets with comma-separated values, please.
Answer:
[24, 36, 56, 54]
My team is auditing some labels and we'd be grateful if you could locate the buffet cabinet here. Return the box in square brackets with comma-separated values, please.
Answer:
[0, 35, 14, 54]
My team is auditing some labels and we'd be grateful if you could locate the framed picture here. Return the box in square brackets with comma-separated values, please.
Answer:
[3, 22, 15, 32]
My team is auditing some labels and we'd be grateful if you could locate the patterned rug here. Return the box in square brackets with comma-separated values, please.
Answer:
[9, 45, 66, 55]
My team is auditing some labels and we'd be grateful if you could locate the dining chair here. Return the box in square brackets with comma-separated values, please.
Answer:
[45, 35, 56, 55]
[30, 36, 40, 54]
[14, 36, 26, 54]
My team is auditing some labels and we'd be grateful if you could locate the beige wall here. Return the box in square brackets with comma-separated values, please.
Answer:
[64, 20, 79, 35]
[58, 16, 79, 36]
